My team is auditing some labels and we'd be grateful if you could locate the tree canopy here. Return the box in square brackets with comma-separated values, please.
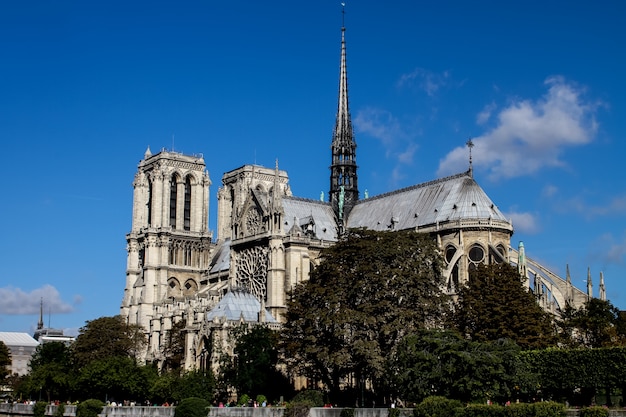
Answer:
[28, 341, 73, 402]
[72, 315, 146, 367]
[281, 229, 449, 399]
[453, 263, 557, 349]
[0, 341, 10, 380]
[558, 298, 626, 348]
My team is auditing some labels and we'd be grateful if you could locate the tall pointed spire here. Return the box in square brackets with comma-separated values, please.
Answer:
[599, 271, 606, 301]
[37, 298, 44, 330]
[330, 4, 358, 226]
[587, 267, 593, 300]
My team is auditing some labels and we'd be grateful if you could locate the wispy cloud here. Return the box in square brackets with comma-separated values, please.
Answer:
[397, 68, 450, 97]
[438, 76, 599, 179]
[563, 194, 626, 218]
[592, 232, 626, 265]
[355, 107, 420, 187]
[504, 210, 540, 234]
[0, 285, 75, 315]
[476, 102, 497, 125]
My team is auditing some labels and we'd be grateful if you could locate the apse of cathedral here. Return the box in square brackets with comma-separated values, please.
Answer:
[120, 20, 601, 372]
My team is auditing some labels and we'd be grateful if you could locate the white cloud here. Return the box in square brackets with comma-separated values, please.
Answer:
[542, 184, 559, 198]
[0, 285, 75, 315]
[438, 76, 599, 179]
[355, 108, 420, 188]
[476, 102, 496, 125]
[593, 233, 626, 265]
[504, 211, 540, 234]
[397, 68, 450, 97]
[561, 193, 626, 218]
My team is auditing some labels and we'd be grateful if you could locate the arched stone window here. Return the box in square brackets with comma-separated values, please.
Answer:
[468, 243, 485, 271]
[167, 277, 182, 299]
[169, 174, 178, 228]
[184, 176, 192, 231]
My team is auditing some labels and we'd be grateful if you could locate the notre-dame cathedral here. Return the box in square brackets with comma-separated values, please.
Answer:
[120, 22, 602, 373]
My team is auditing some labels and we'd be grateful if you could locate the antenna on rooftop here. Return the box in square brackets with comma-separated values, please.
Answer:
[172, 134, 175, 152]
[466, 137, 474, 178]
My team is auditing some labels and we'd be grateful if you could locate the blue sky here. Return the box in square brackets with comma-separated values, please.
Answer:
[1, 1, 625, 335]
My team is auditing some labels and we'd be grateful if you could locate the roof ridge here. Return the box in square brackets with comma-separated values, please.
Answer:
[356, 170, 471, 204]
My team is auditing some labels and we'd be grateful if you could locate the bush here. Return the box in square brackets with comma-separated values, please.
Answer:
[579, 406, 608, 417]
[33, 401, 48, 417]
[284, 402, 312, 417]
[340, 408, 355, 417]
[76, 399, 104, 417]
[290, 390, 324, 407]
[414, 396, 463, 417]
[54, 403, 66, 417]
[504, 403, 534, 417]
[389, 407, 401, 417]
[459, 404, 504, 417]
[531, 401, 565, 417]
[173, 397, 211, 417]
[237, 394, 250, 406]
[256, 395, 267, 405]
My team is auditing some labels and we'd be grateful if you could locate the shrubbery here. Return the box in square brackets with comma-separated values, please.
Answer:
[76, 399, 104, 417]
[414, 396, 463, 417]
[173, 397, 211, 417]
[33, 401, 48, 417]
[579, 406, 608, 417]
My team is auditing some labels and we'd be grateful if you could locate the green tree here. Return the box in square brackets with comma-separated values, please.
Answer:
[75, 356, 150, 402]
[387, 330, 528, 404]
[72, 316, 146, 367]
[28, 342, 73, 402]
[453, 263, 557, 349]
[0, 341, 10, 380]
[558, 298, 626, 348]
[222, 325, 291, 401]
[282, 229, 449, 401]
[163, 319, 187, 373]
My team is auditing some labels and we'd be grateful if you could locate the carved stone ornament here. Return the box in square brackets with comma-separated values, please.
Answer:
[245, 207, 262, 235]
[235, 246, 268, 300]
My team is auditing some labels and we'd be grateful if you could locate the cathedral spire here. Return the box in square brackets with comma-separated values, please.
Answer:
[330, 4, 358, 225]
[37, 297, 44, 330]
[587, 267, 593, 300]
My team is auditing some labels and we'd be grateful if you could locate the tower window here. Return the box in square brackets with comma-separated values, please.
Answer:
[184, 177, 191, 231]
[147, 180, 153, 226]
[170, 176, 177, 228]
[468, 244, 485, 263]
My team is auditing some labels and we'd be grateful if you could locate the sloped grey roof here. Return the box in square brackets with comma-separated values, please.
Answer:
[282, 197, 338, 241]
[0, 332, 39, 347]
[206, 290, 277, 323]
[347, 171, 510, 231]
[209, 239, 231, 274]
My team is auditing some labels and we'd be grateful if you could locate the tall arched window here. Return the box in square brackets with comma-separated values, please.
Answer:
[147, 179, 153, 226]
[184, 177, 192, 231]
[169, 175, 178, 228]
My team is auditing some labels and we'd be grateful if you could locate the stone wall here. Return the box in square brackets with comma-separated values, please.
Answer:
[4, 404, 626, 417]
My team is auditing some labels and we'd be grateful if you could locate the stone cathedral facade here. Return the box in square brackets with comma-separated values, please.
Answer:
[121, 23, 602, 372]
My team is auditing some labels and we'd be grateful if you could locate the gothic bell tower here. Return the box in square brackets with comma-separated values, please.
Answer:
[329, 18, 358, 228]
[121, 147, 212, 336]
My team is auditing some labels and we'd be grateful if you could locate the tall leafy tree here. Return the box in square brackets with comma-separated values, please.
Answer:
[222, 325, 292, 401]
[386, 330, 529, 404]
[72, 316, 146, 367]
[558, 298, 626, 348]
[163, 319, 187, 373]
[0, 341, 10, 380]
[28, 342, 73, 402]
[453, 263, 557, 349]
[282, 229, 449, 400]
[75, 356, 150, 402]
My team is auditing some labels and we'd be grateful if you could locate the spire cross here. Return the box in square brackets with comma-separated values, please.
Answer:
[466, 138, 474, 176]
[341, 2, 346, 28]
